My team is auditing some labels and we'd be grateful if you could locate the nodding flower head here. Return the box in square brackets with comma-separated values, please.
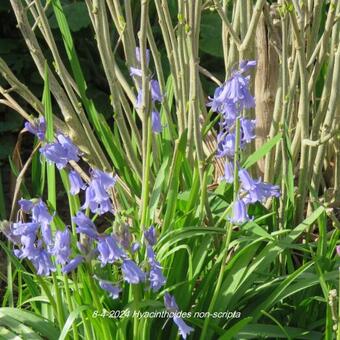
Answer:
[73, 211, 98, 239]
[25, 116, 46, 141]
[230, 199, 250, 224]
[98, 280, 121, 299]
[97, 235, 126, 267]
[147, 246, 166, 292]
[135, 46, 150, 65]
[69, 170, 86, 195]
[164, 293, 194, 339]
[18, 198, 34, 213]
[121, 259, 146, 284]
[81, 169, 116, 215]
[62, 255, 83, 274]
[51, 229, 71, 265]
[40, 133, 79, 169]
[144, 226, 157, 246]
[30, 246, 56, 276]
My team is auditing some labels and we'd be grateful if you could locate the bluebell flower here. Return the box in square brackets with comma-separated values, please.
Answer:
[230, 199, 250, 224]
[207, 83, 229, 113]
[226, 70, 255, 109]
[135, 47, 150, 65]
[98, 280, 121, 299]
[241, 118, 256, 143]
[217, 133, 236, 158]
[69, 170, 86, 195]
[239, 169, 280, 203]
[207, 84, 226, 112]
[12, 222, 40, 236]
[18, 198, 34, 213]
[40, 133, 79, 169]
[222, 161, 234, 183]
[239, 60, 257, 73]
[72, 211, 98, 239]
[116, 225, 132, 249]
[121, 259, 146, 284]
[91, 169, 117, 189]
[135, 82, 163, 109]
[221, 102, 238, 125]
[82, 183, 114, 215]
[226, 73, 248, 103]
[130, 67, 143, 77]
[25, 116, 46, 141]
[258, 182, 280, 199]
[164, 293, 194, 339]
[164, 292, 178, 311]
[51, 229, 71, 265]
[131, 242, 140, 253]
[147, 246, 166, 292]
[62, 255, 83, 274]
[149, 265, 166, 292]
[150, 80, 162, 102]
[135, 89, 143, 109]
[173, 317, 194, 340]
[82, 169, 116, 215]
[31, 201, 53, 246]
[207, 84, 238, 120]
[144, 226, 157, 246]
[238, 168, 257, 191]
[130, 47, 164, 135]
[130, 47, 151, 77]
[56, 133, 80, 162]
[31, 201, 52, 227]
[14, 233, 37, 259]
[207, 60, 256, 114]
[30, 246, 56, 276]
[152, 111, 162, 133]
[243, 181, 280, 204]
[97, 236, 126, 266]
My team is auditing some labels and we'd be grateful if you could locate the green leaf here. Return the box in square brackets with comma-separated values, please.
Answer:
[238, 323, 322, 339]
[0, 312, 43, 339]
[149, 154, 170, 219]
[250, 261, 314, 321]
[49, 3, 90, 32]
[218, 317, 253, 339]
[0, 308, 59, 340]
[285, 206, 325, 243]
[199, 12, 223, 57]
[59, 305, 90, 340]
[43, 63, 56, 210]
[243, 133, 282, 169]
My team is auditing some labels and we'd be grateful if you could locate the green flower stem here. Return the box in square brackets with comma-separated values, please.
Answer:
[63, 275, 79, 340]
[139, 0, 152, 229]
[88, 272, 111, 340]
[71, 272, 92, 339]
[233, 117, 241, 201]
[200, 117, 241, 339]
[140, 117, 152, 229]
[52, 272, 66, 331]
[36, 275, 58, 317]
[132, 285, 142, 339]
